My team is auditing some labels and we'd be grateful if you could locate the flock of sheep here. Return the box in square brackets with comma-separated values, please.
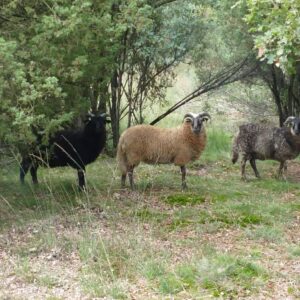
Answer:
[19, 112, 300, 190]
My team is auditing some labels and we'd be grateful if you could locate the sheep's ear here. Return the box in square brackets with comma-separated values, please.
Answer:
[284, 116, 296, 127]
[98, 112, 111, 123]
[84, 113, 93, 123]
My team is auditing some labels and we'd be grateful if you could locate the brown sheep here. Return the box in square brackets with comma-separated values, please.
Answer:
[117, 112, 210, 190]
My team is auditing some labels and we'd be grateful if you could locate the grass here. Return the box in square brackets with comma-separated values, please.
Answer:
[164, 193, 206, 205]
[0, 123, 300, 298]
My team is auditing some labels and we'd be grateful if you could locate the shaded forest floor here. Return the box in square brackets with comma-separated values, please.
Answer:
[0, 155, 299, 299]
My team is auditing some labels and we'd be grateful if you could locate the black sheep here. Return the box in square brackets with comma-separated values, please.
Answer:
[20, 113, 109, 189]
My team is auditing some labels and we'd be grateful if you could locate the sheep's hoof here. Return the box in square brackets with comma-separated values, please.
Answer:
[276, 174, 286, 181]
[241, 176, 248, 182]
[181, 182, 188, 191]
[78, 185, 87, 192]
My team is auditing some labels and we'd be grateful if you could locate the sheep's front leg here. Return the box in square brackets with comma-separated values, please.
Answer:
[240, 157, 247, 181]
[78, 168, 86, 190]
[249, 159, 260, 178]
[20, 159, 31, 184]
[30, 165, 39, 184]
[180, 166, 187, 190]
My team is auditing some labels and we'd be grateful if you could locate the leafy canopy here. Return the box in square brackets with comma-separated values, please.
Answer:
[245, 0, 300, 73]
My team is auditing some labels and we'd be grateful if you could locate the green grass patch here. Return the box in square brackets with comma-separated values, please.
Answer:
[142, 261, 166, 280]
[164, 193, 206, 205]
[209, 199, 294, 228]
[134, 208, 168, 222]
[288, 245, 300, 257]
[210, 191, 248, 202]
[197, 254, 268, 297]
[245, 226, 285, 243]
[252, 178, 300, 193]
[145, 253, 267, 297]
[158, 273, 184, 294]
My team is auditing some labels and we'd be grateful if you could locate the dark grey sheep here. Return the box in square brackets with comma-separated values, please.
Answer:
[20, 113, 109, 189]
[232, 116, 300, 180]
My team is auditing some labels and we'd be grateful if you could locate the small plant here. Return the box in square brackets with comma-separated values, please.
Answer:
[158, 273, 184, 294]
[142, 261, 166, 280]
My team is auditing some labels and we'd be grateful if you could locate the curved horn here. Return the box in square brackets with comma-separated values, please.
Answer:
[284, 116, 296, 127]
[87, 111, 95, 118]
[199, 112, 211, 121]
[184, 113, 195, 119]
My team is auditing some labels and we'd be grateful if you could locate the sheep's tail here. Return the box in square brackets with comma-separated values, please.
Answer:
[117, 142, 128, 174]
[231, 135, 240, 164]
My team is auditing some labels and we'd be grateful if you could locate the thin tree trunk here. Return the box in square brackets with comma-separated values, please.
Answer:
[110, 70, 120, 149]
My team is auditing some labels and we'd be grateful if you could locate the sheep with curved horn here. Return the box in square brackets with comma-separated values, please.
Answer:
[117, 112, 210, 190]
[232, 116, 300, 180]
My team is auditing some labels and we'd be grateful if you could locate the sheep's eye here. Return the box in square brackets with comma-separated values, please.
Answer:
[186, 118, 192, 123]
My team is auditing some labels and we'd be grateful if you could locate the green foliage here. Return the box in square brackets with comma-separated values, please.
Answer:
[0, 0, 209, 149]
[191, 0, 253, 80]
[245, 0, 300, 73]
[0, 1, 116, 148]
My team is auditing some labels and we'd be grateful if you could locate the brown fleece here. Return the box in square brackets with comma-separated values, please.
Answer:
[117, 121, 207, 174]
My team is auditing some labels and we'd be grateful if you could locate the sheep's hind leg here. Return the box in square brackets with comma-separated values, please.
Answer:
[128, 166, 135, 190]
[180, 166, 187, 190]
[77, 168, 86, 190]
[250, 158, 260, 178]
[121, 173, 126, 188]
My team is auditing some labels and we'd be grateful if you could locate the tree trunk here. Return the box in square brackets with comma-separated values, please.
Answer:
[110, 70, 120, 149]
[259, 64, 298, 126]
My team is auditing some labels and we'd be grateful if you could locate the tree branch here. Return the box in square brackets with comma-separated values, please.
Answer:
[149, 56, 258, 125]
[153, 0, 178, 8]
